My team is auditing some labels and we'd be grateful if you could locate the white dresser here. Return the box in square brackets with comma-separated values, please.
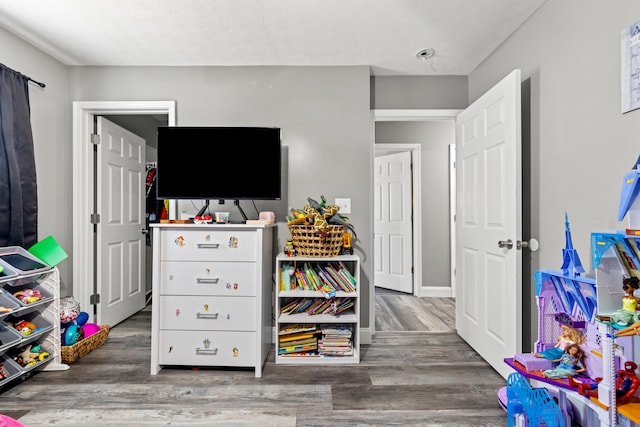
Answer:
[149, 223, 274, 377]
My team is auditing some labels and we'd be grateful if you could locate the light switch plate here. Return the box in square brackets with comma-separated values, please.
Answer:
[335, 198, 351, 214]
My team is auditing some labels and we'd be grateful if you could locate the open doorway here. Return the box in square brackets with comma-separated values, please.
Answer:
[371, 109, 460, 334]
[72, 101, 176, 327]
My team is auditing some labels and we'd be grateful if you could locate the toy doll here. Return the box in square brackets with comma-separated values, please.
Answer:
[542, 343, 586, 379]
[534, 325, 584, 360]
[596, 277, 640, 326]
[568, 361, 640, 404]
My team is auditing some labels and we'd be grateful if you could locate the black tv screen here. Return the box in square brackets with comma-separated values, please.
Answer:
[155, 126, 281, 201]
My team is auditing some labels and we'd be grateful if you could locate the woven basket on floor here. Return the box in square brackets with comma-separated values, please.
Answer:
[61, 324, 110, 364]
[289, 224, 345, 257]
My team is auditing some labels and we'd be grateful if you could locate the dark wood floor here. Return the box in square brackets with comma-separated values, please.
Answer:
[0, 292, 506, 426]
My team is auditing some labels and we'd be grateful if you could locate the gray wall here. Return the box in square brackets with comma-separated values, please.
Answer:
[4, 0, 635, 344]
[469, 0, 640, 346]
[372, 75, 468, 109]
[0, 27, 73, 294]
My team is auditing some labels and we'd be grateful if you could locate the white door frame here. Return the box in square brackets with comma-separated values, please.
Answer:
[72, 101, 176, 318]
[370, 109, 461, 336]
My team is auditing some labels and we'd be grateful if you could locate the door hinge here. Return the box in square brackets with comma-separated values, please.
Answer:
[90, 133, 100, 145]
[90, 213, 100, 224]
[90, 294, 100, 304]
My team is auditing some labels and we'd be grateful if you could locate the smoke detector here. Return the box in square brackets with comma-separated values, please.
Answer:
[416, 48, 435, 61]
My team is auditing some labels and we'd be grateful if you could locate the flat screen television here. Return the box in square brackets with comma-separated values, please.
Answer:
[155, 126, 282, 219]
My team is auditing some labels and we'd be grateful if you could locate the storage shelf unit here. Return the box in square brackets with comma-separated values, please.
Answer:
[150, 224, 274, 378]
[275, 253, 360, 364]
[0, 249, 68, 391]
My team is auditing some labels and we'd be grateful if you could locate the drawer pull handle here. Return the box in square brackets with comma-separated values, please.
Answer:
[196, 278, 219, 284]
[197, 243, 220, 249]
[196, 312, 219, 319]
[196, 348, 218, 356]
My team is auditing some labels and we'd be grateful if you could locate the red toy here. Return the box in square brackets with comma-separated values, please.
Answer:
[569, 361, 640, 404]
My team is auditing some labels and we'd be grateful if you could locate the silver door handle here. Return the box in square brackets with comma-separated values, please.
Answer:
[141, 228, 149, 234]
[518, 238, 539, 252]
[498, 239, 513, 249]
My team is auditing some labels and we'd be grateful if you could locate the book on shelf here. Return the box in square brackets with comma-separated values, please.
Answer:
[321, 325, 353, 336]
[279, 332, 316, 343]
[333, 299, 354, 315]
[278, 324, 318, 336]
[324, 265, 352, 292]
[278, 342, 318, 354]
[279, 337, 317, 348]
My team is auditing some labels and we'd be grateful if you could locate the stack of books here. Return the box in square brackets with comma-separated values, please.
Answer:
[278, 324, 319, 355]
[318, 325, 353, 356]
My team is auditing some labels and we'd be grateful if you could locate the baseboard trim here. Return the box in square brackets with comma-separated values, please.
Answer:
[420, 286, 453, 298]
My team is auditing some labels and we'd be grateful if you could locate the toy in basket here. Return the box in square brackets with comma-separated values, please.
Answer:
[59, 296, 111, 363]
[61, 325, 110, 364]
[287, 196, 356, 257]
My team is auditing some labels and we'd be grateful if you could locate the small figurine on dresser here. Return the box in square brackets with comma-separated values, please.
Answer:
[534, 325, 585, 360]
[596, 276, 640, 326]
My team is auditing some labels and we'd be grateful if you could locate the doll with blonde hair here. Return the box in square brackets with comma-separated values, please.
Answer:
[534, 325, 585, 360]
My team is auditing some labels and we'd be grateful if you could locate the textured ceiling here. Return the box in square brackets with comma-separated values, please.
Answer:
[0, 0, 546, 76]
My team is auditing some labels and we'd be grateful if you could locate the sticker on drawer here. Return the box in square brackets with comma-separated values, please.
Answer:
[160, 230, 257, 261]
[160, 261, 257, 296]
[159, 330, 256, 367]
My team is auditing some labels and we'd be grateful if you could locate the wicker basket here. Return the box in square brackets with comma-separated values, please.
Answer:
[61, 325, 110, 364]
[289, 224, 345, 257]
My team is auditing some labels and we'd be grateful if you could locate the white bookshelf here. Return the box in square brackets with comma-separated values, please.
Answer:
[275, 253, 360, 364]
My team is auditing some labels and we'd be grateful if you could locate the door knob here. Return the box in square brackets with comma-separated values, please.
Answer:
[518, 238, 539, 252]
[141, 228, 149, 235]
[498, 239, 513, 249]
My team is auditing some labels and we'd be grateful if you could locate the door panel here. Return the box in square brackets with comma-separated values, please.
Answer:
[456, 69, 522, 379]
[97, 117, 146, 326]
[374, 151, 413, 293]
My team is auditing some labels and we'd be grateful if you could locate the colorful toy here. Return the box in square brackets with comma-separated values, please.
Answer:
[13, 289, 41, 304]
[13, 320, 36, 336]
[63, 324, 84, 346]
[81, 323, 101, 338]
[568, 361, 640, 404]
[14, 344, 49, 367]
[75, 311, 89, 326]
[60, 296, 80, 323]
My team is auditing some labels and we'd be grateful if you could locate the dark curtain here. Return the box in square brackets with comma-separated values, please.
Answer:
[0, 64, 38, 248]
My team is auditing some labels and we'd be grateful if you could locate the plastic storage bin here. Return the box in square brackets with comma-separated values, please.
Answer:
[9, 341, 53, 373]
[4, 282, 54, 315]
[0, 290, 20, 321]
[0, 247, 50, 287]
[0, 260, 18, 289]
[0, 355, 22, 388]
[5, 311, 54, 348]
[0, 322, 22, 356]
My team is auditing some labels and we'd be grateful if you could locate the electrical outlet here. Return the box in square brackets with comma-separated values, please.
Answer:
[335, 198, 351, 214]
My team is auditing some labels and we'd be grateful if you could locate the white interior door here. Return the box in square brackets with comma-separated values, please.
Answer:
[455, 69, 522, 380]
[96, 116, 146, 326]
[374, 151, 413, 293]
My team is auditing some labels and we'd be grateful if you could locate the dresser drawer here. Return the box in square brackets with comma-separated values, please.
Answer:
[160, 229, 257, 262]
[159, 295, 256, 331]
[160, 261, 257, 296]
[158, 330, 256, 367]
